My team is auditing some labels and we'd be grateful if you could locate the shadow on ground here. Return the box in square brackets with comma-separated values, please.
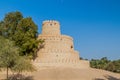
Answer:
[7, 74, 33, 80]
[94, 75, 120, 80]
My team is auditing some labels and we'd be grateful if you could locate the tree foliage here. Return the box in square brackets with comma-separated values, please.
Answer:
[0, 12, 23, 38]
[105, 60, 120, 73]
[11, 56, 35, 73]
[90, 57, 120, 73]
[0, 11, 43, 59]
[0, 36, 35, 79]
[0, 36, 19, 79]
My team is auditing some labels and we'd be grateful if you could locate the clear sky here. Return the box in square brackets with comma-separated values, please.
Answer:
[0, 0, 120, 60]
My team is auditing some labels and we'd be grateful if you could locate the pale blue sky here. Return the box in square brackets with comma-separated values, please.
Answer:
[0, 0, 120, 60]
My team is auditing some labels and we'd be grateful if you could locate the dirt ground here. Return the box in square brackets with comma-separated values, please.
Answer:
[0, 67, 120, 80]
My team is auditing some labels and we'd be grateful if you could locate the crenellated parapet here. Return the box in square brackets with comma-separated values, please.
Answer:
[43, 20, 60, 25]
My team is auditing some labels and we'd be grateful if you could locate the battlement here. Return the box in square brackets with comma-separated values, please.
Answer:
[42, 20, 60, 27]
[43, 20, 59, 25]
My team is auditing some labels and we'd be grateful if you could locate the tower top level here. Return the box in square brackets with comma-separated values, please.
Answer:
[42, 20, 61, 35]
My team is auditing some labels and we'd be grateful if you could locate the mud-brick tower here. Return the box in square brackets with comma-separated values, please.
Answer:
[35, 20, 80, 67]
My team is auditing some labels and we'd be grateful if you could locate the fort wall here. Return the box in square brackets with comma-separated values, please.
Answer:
[34, 20, 89, 68]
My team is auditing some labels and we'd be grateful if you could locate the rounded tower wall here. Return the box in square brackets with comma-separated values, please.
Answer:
[42, 20, 61, 35]
[38, 35, 74, 52]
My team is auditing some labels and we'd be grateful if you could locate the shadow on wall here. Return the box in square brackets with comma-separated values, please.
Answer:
[94, 75, 120, 80]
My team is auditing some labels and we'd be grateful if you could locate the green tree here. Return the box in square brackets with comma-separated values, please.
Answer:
[105, 60, 120, 73]
[11, 56, 35, 74]
[0, 11, 23, 38]
[90, 57, 110, 69]
[0, 36, 35, 79]
[0, 36, 19, 79]
[0, 11, 43, 59]
[14, 17, 40, 59]
[90, 57, 120, 73]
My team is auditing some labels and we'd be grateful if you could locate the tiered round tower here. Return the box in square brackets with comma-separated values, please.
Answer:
[35, 20, 81, 67]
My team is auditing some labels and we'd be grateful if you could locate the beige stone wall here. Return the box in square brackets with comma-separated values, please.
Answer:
[34, 20, 89, 68]
[36, 34, 80, 64]
[37, 35, 74, 52]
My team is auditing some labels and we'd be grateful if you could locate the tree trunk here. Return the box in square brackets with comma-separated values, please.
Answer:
[6, 66, 8, 79]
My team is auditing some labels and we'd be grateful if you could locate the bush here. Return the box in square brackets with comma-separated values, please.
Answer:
[90, 57, 120, 73]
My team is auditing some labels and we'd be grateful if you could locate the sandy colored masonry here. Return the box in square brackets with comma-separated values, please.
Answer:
[34, 20, 89, 68]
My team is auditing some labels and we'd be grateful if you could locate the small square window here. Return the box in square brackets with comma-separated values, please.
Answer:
[54, 23, 56, 25]
[50, 23, 52, 26]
